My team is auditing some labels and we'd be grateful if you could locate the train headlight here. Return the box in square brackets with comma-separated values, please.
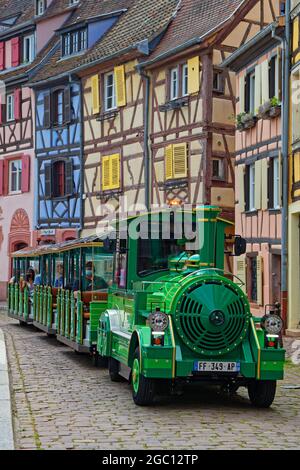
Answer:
[148, 311, 169, 332]
[261, 315, 283, 335]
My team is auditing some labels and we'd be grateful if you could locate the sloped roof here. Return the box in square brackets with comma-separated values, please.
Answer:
[30, 0, 180, 84]
[140, 0, 247, 66]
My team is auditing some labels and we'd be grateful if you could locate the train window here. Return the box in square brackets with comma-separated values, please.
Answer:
[53, 255, 64, 288]
[137, 238, 183, 277]
[76, 247, 113, 292]
[113, 239, 128, 289]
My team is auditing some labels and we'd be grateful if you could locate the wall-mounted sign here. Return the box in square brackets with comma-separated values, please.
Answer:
[40, 229, 56, 236]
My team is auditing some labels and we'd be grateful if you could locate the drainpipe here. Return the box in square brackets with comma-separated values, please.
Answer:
[279, 1, 290, 326]
[138, 69, 151, 211]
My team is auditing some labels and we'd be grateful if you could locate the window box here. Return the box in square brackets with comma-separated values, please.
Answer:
[160, 179, 188, 190]
[236, 112, 257, 131]
[96, 110, 119, 122]
[258, 98, 281, 120]
[159, 96, 189, 112]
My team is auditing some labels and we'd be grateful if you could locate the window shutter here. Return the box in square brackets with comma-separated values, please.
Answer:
[0, 42, 5, 71]
[110, 154, 120, 189]
[173, 143, 187, 179]
[0, 94, 3, 124]
[236, 255, 247, 294]
[64, 85, 71, 124]
[44, 163, 52, 199]
[261, 158, 268, 210]
[261, 60, 269, 102]
[267, 159, 274, 209]
[187, 56, 200, 95]
[165, 145, 173, 180]
[102, 156, 111, 191]
[14, 88, 21, 120]
[43, 91, 51, 128]
[0, 160, 3, 196]
[277, 47, 283, 101]
[293, 17, 299, 53]
[21, 155, 30, 193]
[11, 37, 20, 67]
[239, 74, 245, 113]
[91, 74, 100, 114]
[237, 164, 245, 212]
[256, 255, 263, 306]
[278, 151, 282, 207]
[3, 159, 8, 195]
[65, 160, 74, 196]
[254, 160, 262, 210]
[244, 165, 250, 212]
[114, 65, 126, 107]
[254, 64, 261, 111]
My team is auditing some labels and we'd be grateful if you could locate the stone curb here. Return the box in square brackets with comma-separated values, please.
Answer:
[0, 329, 14, 450]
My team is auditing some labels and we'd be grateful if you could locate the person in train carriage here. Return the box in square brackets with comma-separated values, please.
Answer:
[54, 263, 64, 288]
[73, 261, 108, 293]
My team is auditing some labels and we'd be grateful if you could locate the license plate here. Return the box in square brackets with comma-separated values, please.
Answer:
[193, 361, 240, 372]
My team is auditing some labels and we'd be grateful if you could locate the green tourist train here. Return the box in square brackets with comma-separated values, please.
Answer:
[8, 206, 285, 407]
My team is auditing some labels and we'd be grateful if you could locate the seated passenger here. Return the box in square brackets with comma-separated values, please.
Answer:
[54, 263, 64, 288]
[73, 261, 108, 292]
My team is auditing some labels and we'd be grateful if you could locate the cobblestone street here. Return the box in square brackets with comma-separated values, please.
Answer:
[1, 310, 300, 450]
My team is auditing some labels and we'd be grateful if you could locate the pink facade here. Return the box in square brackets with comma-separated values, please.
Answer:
[227, 27, 283, 317]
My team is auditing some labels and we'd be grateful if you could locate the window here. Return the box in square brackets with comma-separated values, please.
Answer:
[23, 34, 35, 64]
[213, 71, 225, 94]
[53, 90, 64, 126]
[9, 160, 22, 193]
[245, 71, 256, 114]
[165, 143, 187, 181]
[170, 67, 179, 100]
[249, 256, 258, 303]
[53, 161, 65, 198]
[182, 64, 188, 96]
[212, 158, 225, 180]
[62, 29, 87, 57]
[7, 94, 14, 121]
[69, 0, 79, 4]
[268, 157, 281, 209]
[104, 72, 116, 111]
[269, 56, 278, 100]
[245, 163, 255, 211]
[36, 0, 45, 16]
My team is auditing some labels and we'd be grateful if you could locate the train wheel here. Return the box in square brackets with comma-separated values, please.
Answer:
[131, 348, 155, 406]
[248, 380, 276, 408]
[108, 357, 123, 382]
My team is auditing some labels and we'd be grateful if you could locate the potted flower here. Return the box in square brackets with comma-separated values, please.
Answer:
[258, 97, 281, 120]
[236, 112, 257, 131]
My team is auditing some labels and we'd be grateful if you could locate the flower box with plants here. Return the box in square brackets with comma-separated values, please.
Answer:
[236, 112, 257, 131]
[258, 97, 281, 120]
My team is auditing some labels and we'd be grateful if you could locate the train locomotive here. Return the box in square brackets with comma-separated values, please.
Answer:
[8, 206, 285, 407]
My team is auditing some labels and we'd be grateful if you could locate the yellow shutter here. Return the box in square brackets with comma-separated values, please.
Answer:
[236, 255, 247, 294]
[256, 255, 263, 306]
[255, 63, 262, 112]
[165, 145, 173, 180]
[239, 74, 245, 114]
[91, 74, 100, 114]
[237, 164, 245, 212]
[102, 156, 111, 190]
[114, 65, 126, 107]
[261, 60, 269, 102]
[187, 56, 200, 95]
[261, 158, 268, 210]
[293, 17, 299, 53]
[110, 154, 120, 189]
[254, 160, 262, 210]
[173, 143, 187, 179]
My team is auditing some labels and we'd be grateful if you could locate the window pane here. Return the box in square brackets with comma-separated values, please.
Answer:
[182, 65, 188, 96]
[105, 73, 116, 110]
[170, 68, 178, 100]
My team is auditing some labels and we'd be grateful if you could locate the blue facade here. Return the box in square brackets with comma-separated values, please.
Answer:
[35, 82, 82, 229]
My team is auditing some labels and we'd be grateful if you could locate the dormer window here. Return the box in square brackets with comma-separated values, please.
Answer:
[23, 34, 35, 64]
[69, 0, 79, 5]
[62, 28, 87, 57]
[36, 0, 46, 16]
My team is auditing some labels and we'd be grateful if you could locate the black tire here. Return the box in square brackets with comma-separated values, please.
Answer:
[108, 357, 123, 382]
[19, 320, 26, 327]
[248, 380, 277, 408]
[132, 348, 156, 406]
[92, 352, 108, 368]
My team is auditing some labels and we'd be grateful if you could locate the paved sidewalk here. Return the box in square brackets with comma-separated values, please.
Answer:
[0, 329, 14, 450]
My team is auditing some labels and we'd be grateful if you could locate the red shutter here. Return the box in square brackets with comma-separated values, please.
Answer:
[0, 160, 3, 196]
[21, 155, 30, 193]
[0, 42, 5, 71]
[3, 159, 8, 195]
[14, 89, 21, 120]
[11, 37, 20, 67]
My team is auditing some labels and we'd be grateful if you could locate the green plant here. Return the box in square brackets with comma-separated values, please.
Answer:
[270, 96, 280, 107]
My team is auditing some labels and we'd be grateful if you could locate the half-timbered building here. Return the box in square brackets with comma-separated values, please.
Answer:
[224, 21, 284, 317]
[0, 0, 71, 299]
